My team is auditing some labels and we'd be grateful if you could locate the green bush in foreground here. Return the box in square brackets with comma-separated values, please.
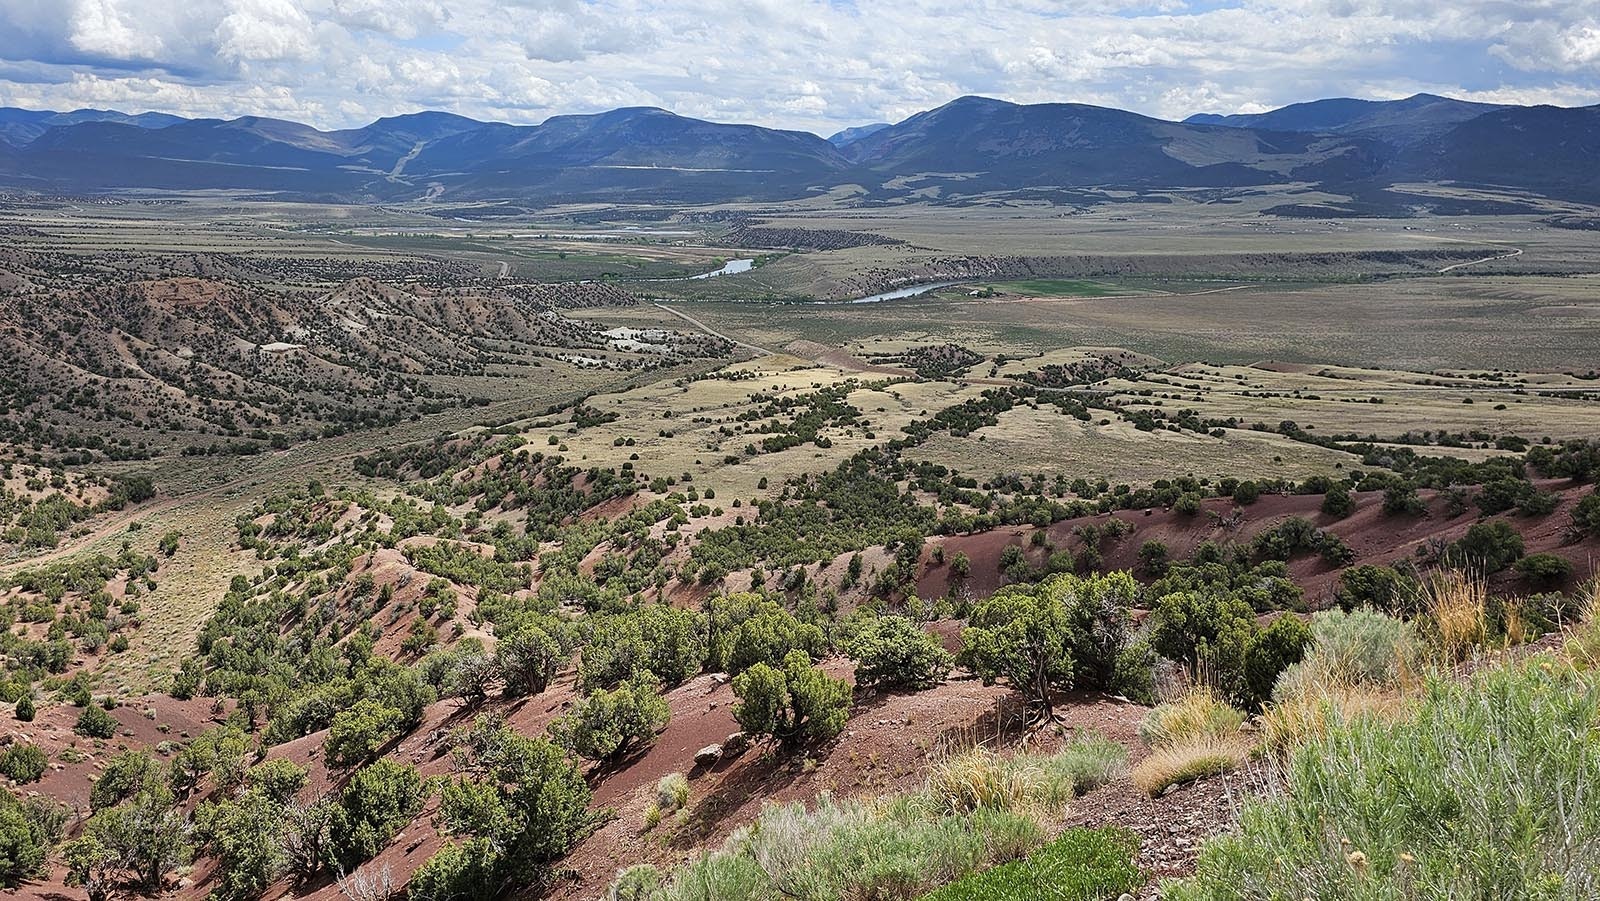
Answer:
[1167, 656, 1600, 900]
[732, 650, 851, 748]
[845, 614, 954, 691]
[921, 826, 1142, 901]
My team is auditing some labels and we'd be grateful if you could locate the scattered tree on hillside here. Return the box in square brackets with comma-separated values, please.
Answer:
[732, 650, 852, 748]
[844, 615, 953, 690]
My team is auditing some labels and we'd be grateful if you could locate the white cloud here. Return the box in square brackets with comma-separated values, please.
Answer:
[0, 0, 1593, 132]
[68, 0, 167, 60]
[215, 0, 316, 63]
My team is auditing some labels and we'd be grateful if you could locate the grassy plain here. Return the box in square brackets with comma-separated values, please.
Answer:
[648, 272, 1600, 373]
[912, 408, 1361, 486]
[1105, 363, 1600, 441]
[521, 356, 986, 501]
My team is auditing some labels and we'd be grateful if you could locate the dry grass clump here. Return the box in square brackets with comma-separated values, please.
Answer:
[1129, 734, 1250, 797]
[923, 736, 1124, 816]
[1426, 571, 1491, 661]
[1564, 580, 1600, 670]
[1138, 687, 1245, 749]
[925, 749, 1043, 816]
[643, 772, 691, 831]
[1260, 607, 1419, 753]
[1259, 677, 1407, 755]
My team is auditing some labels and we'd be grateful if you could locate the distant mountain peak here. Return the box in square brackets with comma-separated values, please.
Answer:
[1183, 93, 1506, 145]
[827, 123, 890, 146]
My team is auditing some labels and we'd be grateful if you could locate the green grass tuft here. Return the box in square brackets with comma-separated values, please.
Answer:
[920, 826, 1144, 901]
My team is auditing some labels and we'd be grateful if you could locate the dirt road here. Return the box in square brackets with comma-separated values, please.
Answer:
[653, 303, 774, 355]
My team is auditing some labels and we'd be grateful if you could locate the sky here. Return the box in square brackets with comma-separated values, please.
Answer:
[0, 0, 1597, 135]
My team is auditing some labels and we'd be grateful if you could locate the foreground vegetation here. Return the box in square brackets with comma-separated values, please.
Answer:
[1170, 646, 1600, 899]
[604, 737, 1126, 901]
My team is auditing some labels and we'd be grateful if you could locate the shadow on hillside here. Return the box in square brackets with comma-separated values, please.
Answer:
[932, 690, 1035, 753]
[670, 749, 812, 848]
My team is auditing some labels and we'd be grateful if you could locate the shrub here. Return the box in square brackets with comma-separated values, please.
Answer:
[1148, 592, 1307, 709]
[168, 726, 251, 798]
[1242, 615, 1313, 707]
[408, 836, 499, 901]
[0, 792, 66, 888]
[66, 785, 190, 895]
[1335, 563, 1422, 616]
[1450, 520, 1525, 573]
[91, 751, 162, 811]
[960, 572, 1137, 718]
[845, 615, 953, 690]
[732, 650, 851, 748]
[656, 773, 690, 813]
[13, 695, 34, 723]
[428, 717, 593, 893]
[0, 744, 48, 784]
[1138, 688, 1245, 749]
[1167, 658, 1600, 900]
[1285, 608, 1418, 692]
[198, 785, 292, 901]
[1137, 540, 1169, 576]
[323, 699, 404, 768]
[705, 594, 826, 675]
[328, 758, 427, 871]
[1573, 492, 1600, 538]
[550, 676, 671, 762]
[1515, 552, 1572, 587]
[1110, 640, 1158, 706]
[495, 615, 575, 697]
[244, 758, 307, 805]
[578, 604, 707, 691]
[1320, 484, 1354, 518]
[606, 864, 665, 901]
[1173, 492, 1202, 515]
[920, 826, 1142, 901]
[1129, 734, 1248, 796]
[949, 552, 972, 578]
[1381, 484, 1426, 516]
[1231, 481, 1261, 505]
[75, 704, 118, 738]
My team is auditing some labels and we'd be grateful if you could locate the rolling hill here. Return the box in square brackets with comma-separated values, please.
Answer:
[0, 93, 1595, 206]
[834, 95, 1384, 191]
[1185, 93, 1506, 145]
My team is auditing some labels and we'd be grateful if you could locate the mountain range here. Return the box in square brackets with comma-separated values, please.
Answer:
[0, 93, 1595, 207]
